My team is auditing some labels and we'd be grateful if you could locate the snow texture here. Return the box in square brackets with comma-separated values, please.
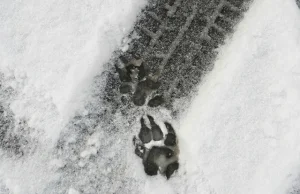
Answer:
[1, 0, 300, 193]
[177, 0, 300, 194]
[0, 0, 146, 144]
[0, 0, 146, 193]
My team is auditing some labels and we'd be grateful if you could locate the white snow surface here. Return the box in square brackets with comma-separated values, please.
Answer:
[175, 0, 300, 194]
[0, 0, 146, 143]
[1, 0, 300, 193]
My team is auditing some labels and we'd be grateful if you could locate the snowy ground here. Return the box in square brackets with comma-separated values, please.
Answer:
[0, 0, 146, 144]
[176, 0, 300, 193]
[0, 0, 147, 193]
[1, 0, 300, 193]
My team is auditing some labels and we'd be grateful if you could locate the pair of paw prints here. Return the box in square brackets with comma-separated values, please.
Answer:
[116, 58, 164, 107]
[116, 57, 178, 178]
[133, 115, 179, 179]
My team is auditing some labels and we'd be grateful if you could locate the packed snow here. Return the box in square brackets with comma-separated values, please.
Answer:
[1, 0, 300, 193]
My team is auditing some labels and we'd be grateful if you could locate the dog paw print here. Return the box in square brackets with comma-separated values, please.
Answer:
[133, 115, 179, 179]
[115, 58, 164, 107]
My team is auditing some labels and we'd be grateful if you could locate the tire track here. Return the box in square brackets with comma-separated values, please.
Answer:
[48, 0, 253, 193]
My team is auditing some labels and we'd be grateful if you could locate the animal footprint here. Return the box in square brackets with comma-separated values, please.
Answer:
[133, 115, 179, 179]
[116, 58, 164, 107]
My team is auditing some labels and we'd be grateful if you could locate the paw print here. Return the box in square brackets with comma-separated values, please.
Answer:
[116, 58, 164, 107]
[133, 115, 179, 179]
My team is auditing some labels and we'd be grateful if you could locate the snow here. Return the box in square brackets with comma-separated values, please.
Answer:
[0, 0, 146, 144]
[176, 0, 300, 194]
[68, 188, 80, 194]
[1, 0, 300, 193]
[0, 150, 58, 194]
[0, 0, 146, 193]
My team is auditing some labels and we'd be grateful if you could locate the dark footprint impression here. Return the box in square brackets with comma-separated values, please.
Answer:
[116, 58, 164, 107]
[133, 115, 179, 179]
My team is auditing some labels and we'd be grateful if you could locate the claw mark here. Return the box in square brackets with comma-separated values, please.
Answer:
[139, 118, 152, 144]
[147, 115, 164, 141]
